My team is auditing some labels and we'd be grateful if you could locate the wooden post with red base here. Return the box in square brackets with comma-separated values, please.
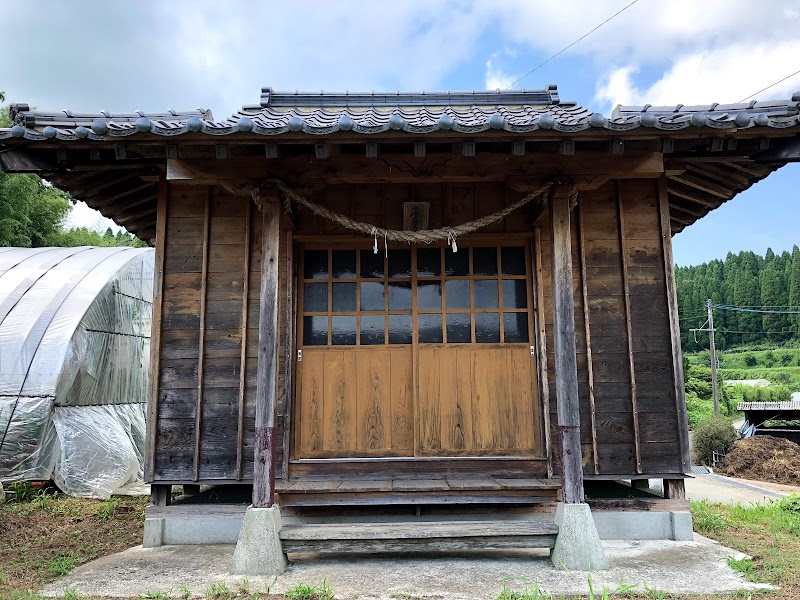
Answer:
[232, 189, 287, 575]
[547, 183, 608, 571]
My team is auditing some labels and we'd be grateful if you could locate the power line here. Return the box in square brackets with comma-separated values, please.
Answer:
[718, 329, 796, 336]
[714, 304, 800, 315]
[505, 0, 640, 90]
[738, 68, 800, 103]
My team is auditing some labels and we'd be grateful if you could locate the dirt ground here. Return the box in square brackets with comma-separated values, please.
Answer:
[0, 489, 147, 596]
[716, 435, 800, 485]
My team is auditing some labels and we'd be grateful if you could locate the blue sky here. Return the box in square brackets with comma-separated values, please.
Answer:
[1, 0, 798, 266]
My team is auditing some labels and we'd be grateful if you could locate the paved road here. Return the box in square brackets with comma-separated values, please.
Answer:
[685, 472, 799, 504]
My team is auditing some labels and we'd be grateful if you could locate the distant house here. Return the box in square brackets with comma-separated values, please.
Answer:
[724, 379, 771, 388]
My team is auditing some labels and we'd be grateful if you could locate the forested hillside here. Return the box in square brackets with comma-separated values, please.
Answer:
[676, 247, 800, 351]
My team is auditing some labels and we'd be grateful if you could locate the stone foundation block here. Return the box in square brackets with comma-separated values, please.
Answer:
[231, 505, 287, 576]
[551, 502, 609, 571]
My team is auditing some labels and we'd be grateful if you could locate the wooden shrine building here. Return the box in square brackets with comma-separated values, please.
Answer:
[3, 87, 800, 554]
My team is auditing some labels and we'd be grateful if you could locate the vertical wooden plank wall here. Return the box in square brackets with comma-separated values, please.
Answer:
[540, 180, 683, 477]
[152, 183, 291, 482]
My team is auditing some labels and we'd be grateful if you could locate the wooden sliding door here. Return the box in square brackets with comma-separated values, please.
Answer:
[296, 242, 540, 459]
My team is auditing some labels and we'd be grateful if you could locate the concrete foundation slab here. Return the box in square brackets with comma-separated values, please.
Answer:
[551, 503, 608, 571]
[143, 503, 694, 546]
[593, 510, 693, 541]
[231, 506, 287, 576]
[40, 537, 769, 599]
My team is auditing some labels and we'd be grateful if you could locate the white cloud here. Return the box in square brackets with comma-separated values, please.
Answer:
[595, 41, 800, 111]
[1, 0, 799, 120]
[484, 58, 516, 90]
[66, 201, 122, 233]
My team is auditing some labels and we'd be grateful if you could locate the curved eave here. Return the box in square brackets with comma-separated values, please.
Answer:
[666, 159, 777, 234]
[44, 169, 160, 244]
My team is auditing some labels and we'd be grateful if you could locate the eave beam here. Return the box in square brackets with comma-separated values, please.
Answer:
[166, 153, 664, 185]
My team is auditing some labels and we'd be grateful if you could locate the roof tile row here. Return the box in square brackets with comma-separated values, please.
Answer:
[2, 86, 799, 141]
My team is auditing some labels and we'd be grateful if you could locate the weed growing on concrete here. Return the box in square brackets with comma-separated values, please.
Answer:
[236, 577, 250, 596]
[316, 579, 334, 600]
[140, 591, 173, 599]
[179, 585, 192, 599]
[63, 587, 87, 600]
[727, 556, 756, 581]
[495, 577, 551, 600]
[205, 582, 233, 600]
[265, 576, 278, 595]
[282, 580, 334, 600]
[282, 581, 316, 600]
[641, 582, 669, 599]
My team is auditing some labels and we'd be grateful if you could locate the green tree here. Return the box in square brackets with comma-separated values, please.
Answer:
[760, 250, 785, 333]
[790, 246, 800, 335]
[0, 170, 72, 246]
[0, 92, 145, 249]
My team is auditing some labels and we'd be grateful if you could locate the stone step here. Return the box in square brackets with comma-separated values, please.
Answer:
[279, 519, 558, 553]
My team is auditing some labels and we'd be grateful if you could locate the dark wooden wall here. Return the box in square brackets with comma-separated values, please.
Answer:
[146, 178, 686, 484]
[147, 183, 293, 482]
[537, 179, 685, 477]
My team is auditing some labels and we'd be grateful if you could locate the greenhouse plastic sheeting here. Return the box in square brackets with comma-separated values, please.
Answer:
[0, 246, 153, 498]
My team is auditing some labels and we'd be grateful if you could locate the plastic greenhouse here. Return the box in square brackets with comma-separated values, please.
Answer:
[0, 246, 154, 498]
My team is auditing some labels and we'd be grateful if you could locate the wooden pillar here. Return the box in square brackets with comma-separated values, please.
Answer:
[549, 185, 584, 504]
[151, 484, 171, 507]
[252, 190, 281, 508]
[144, 178, 168, 482]
[664, 479, 686, 500]
[657, 177, 692, 472]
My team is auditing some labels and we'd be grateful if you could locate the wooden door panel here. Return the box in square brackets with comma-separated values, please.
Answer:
[322, 350, 356, 451]
[419, 346, 538, 455]
[298, 347, 413, 457]
[298, 350, 324, 454]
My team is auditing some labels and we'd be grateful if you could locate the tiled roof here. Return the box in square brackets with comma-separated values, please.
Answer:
[738, 401, 800, 411]
[3, 86, 799, 141]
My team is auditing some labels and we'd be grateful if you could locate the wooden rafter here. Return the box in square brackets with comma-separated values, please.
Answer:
[667, 173, 732, 199]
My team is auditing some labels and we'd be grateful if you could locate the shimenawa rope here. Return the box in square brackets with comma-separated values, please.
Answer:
[252, 178, 573, 252]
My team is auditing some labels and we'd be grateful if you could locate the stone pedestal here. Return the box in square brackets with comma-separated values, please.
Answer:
[551, 502, 609, 571]
[231, 505, 287, 575]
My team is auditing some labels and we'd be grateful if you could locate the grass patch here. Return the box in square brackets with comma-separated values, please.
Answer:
[691, 498, 800, 598]
[0, 489, 147, 596]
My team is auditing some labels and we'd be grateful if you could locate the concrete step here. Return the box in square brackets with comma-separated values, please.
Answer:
[279, 519, 558, 553]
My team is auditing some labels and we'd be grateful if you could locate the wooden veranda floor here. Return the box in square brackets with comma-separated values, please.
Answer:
[275, 477, 560, 506]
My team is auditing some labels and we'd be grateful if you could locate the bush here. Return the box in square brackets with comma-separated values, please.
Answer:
[692, 415, 737, 465]
[744, 354, 758, 367]
[686, 392, 714, 427]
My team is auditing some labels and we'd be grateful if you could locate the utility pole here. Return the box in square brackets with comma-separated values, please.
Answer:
[689, 299, 719, 414]
[707, 299, 719, 415]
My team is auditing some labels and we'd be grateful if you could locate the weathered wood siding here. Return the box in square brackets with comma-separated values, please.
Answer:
[147, 178, 684, 483]
[150, 183, 292, 482]
[538, 180, 683, 476]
